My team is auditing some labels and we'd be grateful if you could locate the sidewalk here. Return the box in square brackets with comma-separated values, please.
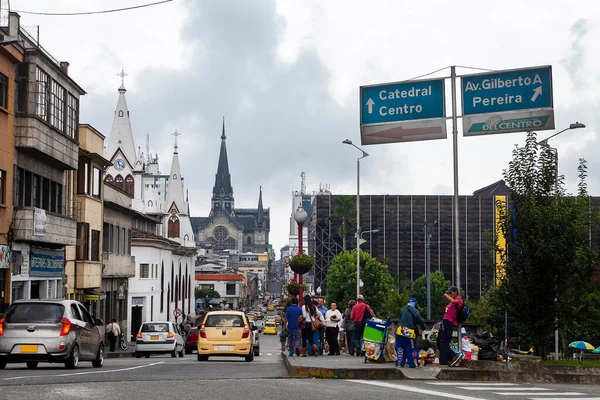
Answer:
[282, 353, 600, 383]
[105, 344, 136, 359]
[282, 352, 448, 380]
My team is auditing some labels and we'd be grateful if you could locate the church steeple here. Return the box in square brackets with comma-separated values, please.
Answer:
[211, 117, 234, 213]
[106, 68, 137, 165]
[257, 186, 264, 225]
[165, 130, 185, 215]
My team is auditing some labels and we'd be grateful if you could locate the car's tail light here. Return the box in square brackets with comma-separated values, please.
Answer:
[0, 317, 5, 336]
[199, 325, 207, 339]
[60, 318, 72, 336]
[242, 324, 250, 339]
[136, 332, 142, 339]
[168, 331, 174, 338]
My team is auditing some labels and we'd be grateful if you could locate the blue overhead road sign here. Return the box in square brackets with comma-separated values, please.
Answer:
[462, 66, 553, 115]
[360, 78, 445, 125]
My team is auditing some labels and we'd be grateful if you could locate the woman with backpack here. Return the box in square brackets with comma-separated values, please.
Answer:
[439, 285, 463, 366]
[301, 294, 324, 357]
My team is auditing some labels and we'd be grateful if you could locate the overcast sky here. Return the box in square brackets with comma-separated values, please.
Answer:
[11, 0, 600, 255]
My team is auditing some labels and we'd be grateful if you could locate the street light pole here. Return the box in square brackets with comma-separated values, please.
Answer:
[343, 139, 369, 300]
[293, 206, 308, 306]
[424, 221, 436, 320]
[536, 121, 586, 360]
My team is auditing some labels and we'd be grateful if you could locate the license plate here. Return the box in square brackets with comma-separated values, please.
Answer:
[217, 345, 230, 351]
[20, 345, 38, 353]
[151, 335, 159, 340]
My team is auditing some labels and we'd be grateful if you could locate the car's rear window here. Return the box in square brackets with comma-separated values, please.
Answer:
[141, 323, 170, 333]
[5, 303, 65, 323]
[205, 315, 244, 327]
[266, 323, 276, 327]
[189, 328, 199, 334]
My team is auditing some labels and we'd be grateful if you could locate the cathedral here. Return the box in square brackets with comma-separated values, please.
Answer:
[191, 121, 270, 255]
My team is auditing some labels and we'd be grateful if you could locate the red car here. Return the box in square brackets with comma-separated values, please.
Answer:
[184, 328, 199, 354]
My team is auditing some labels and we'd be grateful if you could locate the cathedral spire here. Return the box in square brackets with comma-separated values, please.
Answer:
[106, 67, 137, 164]
[211, 117, 234, 213]
[257, 186, 264, 224]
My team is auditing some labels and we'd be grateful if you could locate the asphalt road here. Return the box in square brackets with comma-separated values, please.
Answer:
[2, 333, 600, 400]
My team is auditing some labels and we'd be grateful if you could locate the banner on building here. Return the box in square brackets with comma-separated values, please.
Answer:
[34, 208, 47, 236]
[0, 245, 10, 269]
[30, 247, 64, 277]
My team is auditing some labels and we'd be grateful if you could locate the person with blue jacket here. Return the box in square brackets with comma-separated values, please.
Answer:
[395, 298, 426, 368]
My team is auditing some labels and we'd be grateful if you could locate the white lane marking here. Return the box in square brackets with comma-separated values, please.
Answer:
[461, 387, 551, 391]
[529, 398, 600, 400]
[427, 383, 518, 386]
[3, 362, 164, 381]
[349, 380, 489, 400]
[496, 394, 585, 397]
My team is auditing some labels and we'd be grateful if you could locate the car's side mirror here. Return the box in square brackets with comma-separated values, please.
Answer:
[94, 318, 104, 326]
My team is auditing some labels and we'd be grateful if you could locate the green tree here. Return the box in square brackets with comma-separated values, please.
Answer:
[328, 196, 356, 251]
[409, 270, 451, 321]
[194, 288, 220, 299]
[326, 250, 395, 316]
[497, 132, 598, 359]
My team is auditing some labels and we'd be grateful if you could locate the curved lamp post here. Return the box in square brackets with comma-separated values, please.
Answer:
[293, 205, 308, 305]
[343, 139, 369, 299]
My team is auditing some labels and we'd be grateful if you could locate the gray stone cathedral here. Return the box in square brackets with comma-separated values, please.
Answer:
[191, 121, 270, 254]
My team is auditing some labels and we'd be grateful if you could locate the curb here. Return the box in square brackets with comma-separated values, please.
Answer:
[282, 354, 600, 383]
[106, 351, 135, 359]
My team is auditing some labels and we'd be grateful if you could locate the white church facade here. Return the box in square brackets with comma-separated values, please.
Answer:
[103, 71, 196, 337]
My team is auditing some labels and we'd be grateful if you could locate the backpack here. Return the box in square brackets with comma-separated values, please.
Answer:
[456, 301, 470, 323]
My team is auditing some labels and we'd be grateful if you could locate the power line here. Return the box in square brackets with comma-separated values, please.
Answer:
[12, 0, 173, 16]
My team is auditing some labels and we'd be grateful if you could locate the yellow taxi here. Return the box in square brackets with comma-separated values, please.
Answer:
[267, 304, 275, 312]
[197, 311, 256, 362]
[274, 315, 282, 324]
[246, 313, 257, 321]
[263, 322, 277, 335]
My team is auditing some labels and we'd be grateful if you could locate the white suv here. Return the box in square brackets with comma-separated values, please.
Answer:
[248, 321, 260, 356]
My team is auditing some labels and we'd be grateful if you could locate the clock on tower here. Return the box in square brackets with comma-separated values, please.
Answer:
[115, 158, 125, 171]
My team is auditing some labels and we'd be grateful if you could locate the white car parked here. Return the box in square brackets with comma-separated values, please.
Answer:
[135, 321, 184, 358]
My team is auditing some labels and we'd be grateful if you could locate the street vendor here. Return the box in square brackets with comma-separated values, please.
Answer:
[395, 298, 426, 368]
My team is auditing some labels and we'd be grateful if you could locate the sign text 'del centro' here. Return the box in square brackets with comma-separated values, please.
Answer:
[360, 78, 445, 125]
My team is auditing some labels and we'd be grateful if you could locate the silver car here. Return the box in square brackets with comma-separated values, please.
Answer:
[0, 299, 105, 369]
[135, 321, 184, 358]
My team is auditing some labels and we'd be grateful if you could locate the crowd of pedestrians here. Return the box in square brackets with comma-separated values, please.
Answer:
[280, 284, 465, 367]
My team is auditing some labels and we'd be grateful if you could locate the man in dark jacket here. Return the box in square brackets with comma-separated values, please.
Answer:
[395, 298, 426, 368]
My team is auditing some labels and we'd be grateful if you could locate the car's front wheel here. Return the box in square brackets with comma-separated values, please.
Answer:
[65, 344, 80, 369]
[92, 344, 104, 368]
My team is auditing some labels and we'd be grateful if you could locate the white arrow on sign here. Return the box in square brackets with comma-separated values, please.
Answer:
[366, 98, 375, 114]
[531, 86, 542, 102]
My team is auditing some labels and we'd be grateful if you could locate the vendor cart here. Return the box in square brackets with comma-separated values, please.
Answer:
[362, 317, 391, 363]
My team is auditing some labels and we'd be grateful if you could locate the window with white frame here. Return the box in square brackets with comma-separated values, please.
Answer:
[50, 80, 65, 131]
[35, 67, 49, 119]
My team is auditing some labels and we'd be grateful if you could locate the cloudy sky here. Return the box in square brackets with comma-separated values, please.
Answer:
[10, 0, 599, 254]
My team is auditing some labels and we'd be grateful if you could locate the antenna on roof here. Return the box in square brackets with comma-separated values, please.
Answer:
[301, 172, 306, 195]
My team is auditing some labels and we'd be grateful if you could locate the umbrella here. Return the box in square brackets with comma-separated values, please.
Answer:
[593, 347, 600, 354]
[568, 341, 595, 351]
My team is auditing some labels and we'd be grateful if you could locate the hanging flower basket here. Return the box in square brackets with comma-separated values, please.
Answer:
[286, 283, 300, 295]
[288, 253, 315, 275]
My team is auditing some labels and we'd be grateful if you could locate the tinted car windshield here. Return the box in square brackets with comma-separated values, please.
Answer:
[205, 315, 244, 327]
[5, 303, 65, 323]
[141, 323, 170, 332]
[189, 328, 199, 335]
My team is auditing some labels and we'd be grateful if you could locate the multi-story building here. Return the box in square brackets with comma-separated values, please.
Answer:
[64, 124, 110, 316]
[0, 13, 23, 313]
[99, 183, 136, 334]
[308, 182, 510, 300]
[194, 273, 242, 310]
[10, 13, 85, 302]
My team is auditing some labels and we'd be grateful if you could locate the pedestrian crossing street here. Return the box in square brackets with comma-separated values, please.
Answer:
[425, 382, 600, 400]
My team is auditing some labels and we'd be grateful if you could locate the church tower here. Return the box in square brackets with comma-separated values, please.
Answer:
[211, 118, 234, 215]
[164, 133, 195, 247]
